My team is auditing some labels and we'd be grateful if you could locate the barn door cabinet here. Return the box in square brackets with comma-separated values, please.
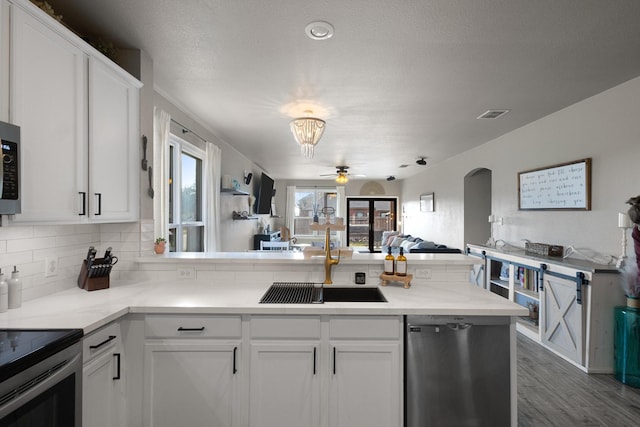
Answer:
[467, 243, 623, 373]
[3, 0, 141, 224]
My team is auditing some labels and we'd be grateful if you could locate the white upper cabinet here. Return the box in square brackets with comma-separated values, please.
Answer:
[9, 2, 87, 223]
[5, 0, 141, 224]
[88, 57, 139, 221]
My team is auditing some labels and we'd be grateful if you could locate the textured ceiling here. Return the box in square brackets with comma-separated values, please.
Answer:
[47, 0, 640, 180]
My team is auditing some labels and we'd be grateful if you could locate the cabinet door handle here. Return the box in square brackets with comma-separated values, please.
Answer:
[177, 326, 205, 332]
[313, 347, 317, 375]
[233, 347, 238, 374]
[78, 192, 86, 216]
[95, 193, 102, 215]
[113, 353, 121, 380]
[89, 335, 117, 350]
[332, 347, 336, 375]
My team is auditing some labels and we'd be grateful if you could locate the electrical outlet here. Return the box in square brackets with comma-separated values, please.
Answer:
[368, 269, 382, 278]
[416, 269, 432, 279]
[45, 257, 58, 277]
[177, 267, 195, 280]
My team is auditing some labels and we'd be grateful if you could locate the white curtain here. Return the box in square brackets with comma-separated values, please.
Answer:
[152, 107, 171, 241]
[285, 185, 296, 234]
[205, 143, 222, 251]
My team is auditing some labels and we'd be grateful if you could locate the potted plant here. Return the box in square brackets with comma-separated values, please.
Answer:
[154, 237, 167, 254]
[614, 196, 640, 386]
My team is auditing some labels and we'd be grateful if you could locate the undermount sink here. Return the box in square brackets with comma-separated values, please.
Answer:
[321, 286, 387, 302]
[259, 282, 387, 304]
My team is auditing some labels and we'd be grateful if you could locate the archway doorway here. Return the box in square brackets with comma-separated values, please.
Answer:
[464, 168, 492, 246]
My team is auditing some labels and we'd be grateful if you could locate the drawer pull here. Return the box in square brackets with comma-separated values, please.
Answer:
[333, 347, 336, 375]
[177, 326, 205, 332]
[89, 335, 116, 350]
[113, 353, 121, 380]
[233, 347, 238, 374]
[313, 347, 317, 375]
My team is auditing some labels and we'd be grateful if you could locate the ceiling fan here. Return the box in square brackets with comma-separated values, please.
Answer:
[320, 166, 365, 184]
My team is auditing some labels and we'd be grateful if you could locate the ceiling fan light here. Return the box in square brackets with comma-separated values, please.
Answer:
[335, 171, 348, 184]
[290, 117, 326, 158]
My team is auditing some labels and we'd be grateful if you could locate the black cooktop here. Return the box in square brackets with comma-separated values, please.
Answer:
[0, 329, 83, 383]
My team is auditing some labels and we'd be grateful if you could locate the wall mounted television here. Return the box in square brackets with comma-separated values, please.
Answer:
[255, 172, 274, 215]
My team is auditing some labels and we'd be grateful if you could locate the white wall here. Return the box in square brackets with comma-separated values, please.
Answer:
[152, 91, 272, 252]
[401, 76, 640, 261]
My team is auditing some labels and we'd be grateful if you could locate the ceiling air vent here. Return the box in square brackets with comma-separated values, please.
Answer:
[477, 109, 510, 119]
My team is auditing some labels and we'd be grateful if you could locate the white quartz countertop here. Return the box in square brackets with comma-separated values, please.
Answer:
[137, 251, 479, 265]
[0, 275, 527, 335]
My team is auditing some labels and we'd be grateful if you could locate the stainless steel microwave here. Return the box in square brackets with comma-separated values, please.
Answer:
[0, 120, 20, 215]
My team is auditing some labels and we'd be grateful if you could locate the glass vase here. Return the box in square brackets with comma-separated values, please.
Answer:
[614, 298, 640, 387]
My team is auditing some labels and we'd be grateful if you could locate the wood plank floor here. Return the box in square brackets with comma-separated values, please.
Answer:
[518, 333, 640, 426]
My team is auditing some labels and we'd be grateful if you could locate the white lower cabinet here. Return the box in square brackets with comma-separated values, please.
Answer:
[328, 317, 402, 427]
[144, 342, 240, 427]
[329, 342, 401, 427]
[248, 315, 403, 427]
[142, 315, 242, 427]
[137, 314, 403, 427]
[249, 343, 321, 427]
[83, 322, 125, 427]
[248, 315, 321, 427]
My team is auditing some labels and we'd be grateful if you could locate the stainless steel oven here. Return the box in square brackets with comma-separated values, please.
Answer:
[0, 330, 83, 426]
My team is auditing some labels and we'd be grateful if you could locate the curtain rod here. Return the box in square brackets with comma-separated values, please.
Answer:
[171, 118, 207, 144]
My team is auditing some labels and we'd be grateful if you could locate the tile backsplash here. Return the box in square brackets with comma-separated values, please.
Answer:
[0, 221, 146, 302]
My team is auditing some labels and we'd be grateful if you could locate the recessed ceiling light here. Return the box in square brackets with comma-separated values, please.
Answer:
[305, 21, 334, 40]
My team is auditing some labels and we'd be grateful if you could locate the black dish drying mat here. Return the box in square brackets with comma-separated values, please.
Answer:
[259, 282, 322, 304]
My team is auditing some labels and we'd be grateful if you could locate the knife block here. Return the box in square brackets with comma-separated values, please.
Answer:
[77, 259, 111, 291]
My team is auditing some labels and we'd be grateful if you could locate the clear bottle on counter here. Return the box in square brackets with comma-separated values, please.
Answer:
[396, 247, 407, 276]
[384, 247, 395, 275]
[0, 269, 8, 313]
[8, 266, 22, 309]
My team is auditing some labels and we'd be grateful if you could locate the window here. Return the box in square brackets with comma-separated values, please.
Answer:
[293, 188, 338, 236]
[168, 134, 205, 252]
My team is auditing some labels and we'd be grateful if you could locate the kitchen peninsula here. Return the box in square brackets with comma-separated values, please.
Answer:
[0, 252, 526, 427]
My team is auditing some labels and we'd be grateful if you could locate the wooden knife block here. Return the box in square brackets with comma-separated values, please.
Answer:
[77, 259, 110, 291]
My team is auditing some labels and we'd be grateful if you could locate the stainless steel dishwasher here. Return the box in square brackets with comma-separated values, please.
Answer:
[405, 315, 511, 427]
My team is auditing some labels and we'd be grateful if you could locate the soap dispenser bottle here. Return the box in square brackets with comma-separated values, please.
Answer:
[0, 269, 8, 313]
[384, 247, 395, 275]
[8, 266, 22, 309]
[396, 247, 407, 276]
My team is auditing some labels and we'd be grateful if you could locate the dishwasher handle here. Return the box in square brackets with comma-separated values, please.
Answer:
[447, 323, 472, 330]
[408, 323, 472, 333]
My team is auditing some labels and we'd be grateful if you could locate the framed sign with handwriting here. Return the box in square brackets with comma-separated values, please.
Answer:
[518, 158, 591, 210]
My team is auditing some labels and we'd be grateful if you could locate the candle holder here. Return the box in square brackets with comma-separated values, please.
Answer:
[618, 212, 633, 269]
[486, 215, 503, 247]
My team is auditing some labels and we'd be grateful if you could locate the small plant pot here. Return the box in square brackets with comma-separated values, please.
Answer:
[154, 242, 166, 254]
